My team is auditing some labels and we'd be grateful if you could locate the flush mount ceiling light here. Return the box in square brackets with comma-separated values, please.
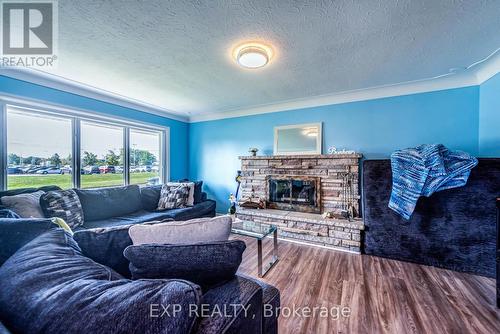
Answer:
[233, 42, 274, 69]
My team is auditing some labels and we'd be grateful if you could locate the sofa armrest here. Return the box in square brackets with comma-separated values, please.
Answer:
[201, 192, 208, 202]
[194, 275, 263, 334]
[237, 274, 280, 334]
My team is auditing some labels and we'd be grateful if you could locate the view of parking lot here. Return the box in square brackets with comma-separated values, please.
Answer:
[6, 108, 163, 190]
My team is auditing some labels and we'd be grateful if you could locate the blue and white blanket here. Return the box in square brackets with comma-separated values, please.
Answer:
[388, 144, 478, 220]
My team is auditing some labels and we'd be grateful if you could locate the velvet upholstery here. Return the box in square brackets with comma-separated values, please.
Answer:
[125, 240, 246, 291]
[0, 321, 10, 334]
[238, 273, 281, 334]
[78, 200, 216, 229]
[75, 185, 143, 222]
[0, 185, 62, 201]
[0, 218, 57, 266]
[0, 229, 202, 334]
[194, 276, 263, 334]
[73, 224, 135, 278]
[140, 185, 163, 211]
[363, 158, 500, 277]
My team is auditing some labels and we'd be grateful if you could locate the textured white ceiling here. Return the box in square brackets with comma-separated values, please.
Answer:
[43, 0, 500, 117]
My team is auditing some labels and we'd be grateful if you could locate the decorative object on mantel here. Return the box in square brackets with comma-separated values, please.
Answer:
[274, 123, 322, 155]
[328, 147, 356, 155]
[248, 148, 259, 156]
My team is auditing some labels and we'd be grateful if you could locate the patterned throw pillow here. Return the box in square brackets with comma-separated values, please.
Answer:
[157, 184, 190, 210]
[40, 190, 84, 228]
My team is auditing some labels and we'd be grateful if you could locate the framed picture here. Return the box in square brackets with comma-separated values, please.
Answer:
[274, 123, 322, 155]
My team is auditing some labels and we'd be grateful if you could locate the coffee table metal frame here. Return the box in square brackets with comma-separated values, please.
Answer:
[231, 220, 279, 277]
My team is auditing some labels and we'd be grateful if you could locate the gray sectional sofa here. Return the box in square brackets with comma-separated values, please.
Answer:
[0, 184, 216, 229]
[0, 184, 280, 333]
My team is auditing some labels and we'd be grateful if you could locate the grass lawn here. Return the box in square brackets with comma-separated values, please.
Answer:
[7, 172, 158, 190]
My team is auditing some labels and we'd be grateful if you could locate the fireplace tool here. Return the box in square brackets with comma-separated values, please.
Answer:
[340, 166, 356, 221]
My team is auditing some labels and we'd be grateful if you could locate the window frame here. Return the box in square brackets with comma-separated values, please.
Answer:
[0, 96, 169, 191]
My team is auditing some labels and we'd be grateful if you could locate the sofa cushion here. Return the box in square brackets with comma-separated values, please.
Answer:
[129, 216, 231, 245]
[0, 190, 45, 218]
[0, 218, 57, 266]
[75, 185, 143, 222]
[74, 225, 134, 278]
[140, 185, 162, 211]
[0, 229, 202, 334]
[80, 210, 175, 229]
[0, 185, 61, 201]
[40, 189, 84, 228]
[124, 240, 246, 291]
[159, 200, 216, 221]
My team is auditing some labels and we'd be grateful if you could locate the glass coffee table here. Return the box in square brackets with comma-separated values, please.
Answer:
[231, 219, 279, 277]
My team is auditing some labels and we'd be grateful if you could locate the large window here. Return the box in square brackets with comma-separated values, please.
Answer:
[1, 103, 168, 191]
[130, 129, 162, 185]
[81, 121, 124, 189]
[6, 109, 72, 190]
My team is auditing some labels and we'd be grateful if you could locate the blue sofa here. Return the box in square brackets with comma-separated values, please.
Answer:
[0, 226, 280, 334]
[0, 184, 216, 229]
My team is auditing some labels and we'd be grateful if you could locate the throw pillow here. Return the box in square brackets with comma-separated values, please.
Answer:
[0, 190, 45, 218]
[0, 229, 202, 334]
[157, 183, 190, 210]
[74, 224, 134, 278]
[178, 179, 204, 204]
[0, 208, 20, 219]
[40, 189, 84, 228]
[167, 182, 195, 206]
[128, 215, 232, 245]
[124, 240, 246, 291]
[0, 218, 58, 266]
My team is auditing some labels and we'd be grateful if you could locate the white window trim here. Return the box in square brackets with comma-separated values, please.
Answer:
[0, 95, 170, 191]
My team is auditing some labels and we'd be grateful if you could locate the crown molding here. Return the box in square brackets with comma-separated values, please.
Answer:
[0, 67, 189, 123]
[473, 48, 500, 84]
[2, 49, 499, 124]
[189, 71, 478, 122]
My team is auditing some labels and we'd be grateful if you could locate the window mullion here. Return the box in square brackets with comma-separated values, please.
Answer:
[72, 118, 81, 188]
[0, 102, 7, 191]
[124, 127, 130, 185]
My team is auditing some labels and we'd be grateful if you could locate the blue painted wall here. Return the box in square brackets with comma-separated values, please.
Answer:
[0, 75, 189, 180]
[479, 73, 500, 157]
[189, 87, 480, 212]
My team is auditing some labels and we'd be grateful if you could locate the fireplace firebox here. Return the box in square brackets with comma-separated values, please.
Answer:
[267, 176, 320, 213]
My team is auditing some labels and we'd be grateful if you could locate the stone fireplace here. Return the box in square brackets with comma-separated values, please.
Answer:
[236, 154, 364, 253]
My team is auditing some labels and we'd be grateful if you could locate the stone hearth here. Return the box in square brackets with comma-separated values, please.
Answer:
[236, 154, 364, 253]
[237, 208, 363, 253]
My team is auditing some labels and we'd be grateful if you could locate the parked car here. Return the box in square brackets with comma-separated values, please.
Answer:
[99, 165, 115, 174]
[25, 166, 45, 174]
[114, 166, 124, 173]
[61, 166, 72, 174]
[7, 167, 23, 174]
[151, 165, 160, 173]
[83, 166, 100, 174]
[36, 167, 64, 175]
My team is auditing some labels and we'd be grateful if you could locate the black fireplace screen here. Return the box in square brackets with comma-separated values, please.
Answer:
[268, 177, 318, 211]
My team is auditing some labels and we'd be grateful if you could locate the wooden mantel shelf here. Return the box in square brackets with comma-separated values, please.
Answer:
[239, 153, 362, 160]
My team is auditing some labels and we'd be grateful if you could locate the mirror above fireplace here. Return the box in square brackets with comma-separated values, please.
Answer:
[274, 123, 322, 155]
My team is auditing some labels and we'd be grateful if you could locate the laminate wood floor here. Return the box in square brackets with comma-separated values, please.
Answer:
[232, 236, 500, 334]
